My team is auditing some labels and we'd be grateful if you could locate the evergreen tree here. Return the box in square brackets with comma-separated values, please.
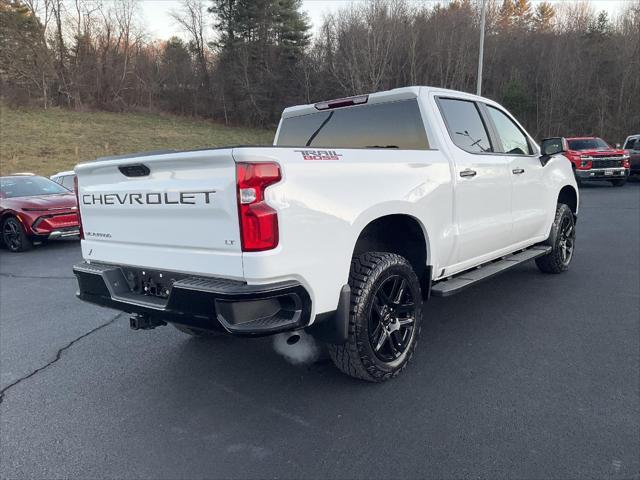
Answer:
[159, 37, 195, 113]
[0, 0, 52, 106]
[588, 11, 612, 37]
[497, 0, 515, 31]
[533, 2, 555, 32]
[209, 0, 310, 125]
[503, 79, 532, 119]
[512, 0, 533, 30]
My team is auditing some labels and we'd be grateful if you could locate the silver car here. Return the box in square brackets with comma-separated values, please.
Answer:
[50, 170, 76, 191]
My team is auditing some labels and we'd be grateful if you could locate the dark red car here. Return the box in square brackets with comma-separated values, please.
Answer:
[564, 137, 630, 187]
[0, 174, 80, 252]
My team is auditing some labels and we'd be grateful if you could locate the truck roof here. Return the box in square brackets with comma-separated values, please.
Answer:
[281, 86, 502, 119]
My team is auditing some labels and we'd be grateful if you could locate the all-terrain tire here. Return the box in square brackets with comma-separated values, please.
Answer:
[1, 216, 33, 252]
[535, 203, 575, 274]
[328, 252, 423, 382]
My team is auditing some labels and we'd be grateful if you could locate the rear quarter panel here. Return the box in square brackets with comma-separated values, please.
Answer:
[233, 146, 454, 318]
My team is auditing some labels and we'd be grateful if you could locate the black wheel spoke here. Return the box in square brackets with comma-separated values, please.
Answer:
[392, 278, 406, 304]
[372, 297, 385, 318]
[385, 278, 399, 303]
[387, 333, 400, 357]
[395, 302, 414, 314]
[564, 223, 573, 237]
[398, 316, 414, 327]
[374, 328, 388, 352]
[371, 321, 383, 343]
[376, 287, 391, 306]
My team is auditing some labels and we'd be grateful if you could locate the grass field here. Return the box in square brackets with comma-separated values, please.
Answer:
[0, 103, 274, 176]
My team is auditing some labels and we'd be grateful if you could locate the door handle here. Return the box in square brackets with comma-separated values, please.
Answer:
[460, 169, 477, 178]
[512, 168, 525, 175]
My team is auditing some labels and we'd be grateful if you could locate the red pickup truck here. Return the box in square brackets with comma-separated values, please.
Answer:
[563, 137, 630, 187]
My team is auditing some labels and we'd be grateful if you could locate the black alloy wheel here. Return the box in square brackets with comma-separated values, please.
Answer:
[368, 275, 417, 362]
[536, 203, 575, 274]
[557, 214, 575, 267]
[328, 252, 423, 382]
[2, 217, 32, 252]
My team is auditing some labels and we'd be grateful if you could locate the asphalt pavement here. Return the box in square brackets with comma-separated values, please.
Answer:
[1, 181, 639, 479]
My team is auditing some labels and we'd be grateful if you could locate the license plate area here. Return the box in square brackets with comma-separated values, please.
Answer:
[121, 267, 188, 299]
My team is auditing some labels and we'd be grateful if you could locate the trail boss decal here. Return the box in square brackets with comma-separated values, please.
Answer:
[294, 149, 342, 161]
[82, 191, 216, 206]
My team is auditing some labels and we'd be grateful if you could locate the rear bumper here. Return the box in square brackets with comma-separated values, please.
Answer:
[48, 228, 80, 239]
[575, 167, 629, 180]
[73, 261, 312, 336]
[31, 212, 79, 237]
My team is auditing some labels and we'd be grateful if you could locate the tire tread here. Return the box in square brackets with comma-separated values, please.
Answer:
[328, 252, 422, 382]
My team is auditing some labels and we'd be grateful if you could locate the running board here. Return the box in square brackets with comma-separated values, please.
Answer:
[431, 246, 552, 297]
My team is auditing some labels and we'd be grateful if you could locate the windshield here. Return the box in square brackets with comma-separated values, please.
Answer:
[0, 176, 69, 198]
[567, 138, 610, 150]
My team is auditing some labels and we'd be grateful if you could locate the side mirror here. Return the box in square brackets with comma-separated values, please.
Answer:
[540, 137, 567, 166]
[541, 137, 566, 156]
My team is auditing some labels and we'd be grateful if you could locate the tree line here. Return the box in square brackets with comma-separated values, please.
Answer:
[1, 0, 638, 143]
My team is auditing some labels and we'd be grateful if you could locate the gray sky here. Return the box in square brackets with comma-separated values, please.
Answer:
[139, 0, 631, 41]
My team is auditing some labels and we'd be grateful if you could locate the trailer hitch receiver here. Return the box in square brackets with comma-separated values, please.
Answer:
[129, 314, 166, 330]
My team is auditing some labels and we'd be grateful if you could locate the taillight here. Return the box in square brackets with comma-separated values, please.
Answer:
[73, 175, 84, 239]
[236, 162, 281, 252]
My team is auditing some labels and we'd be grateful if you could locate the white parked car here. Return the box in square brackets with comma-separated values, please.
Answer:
[72, 86, 578, 381]
[50, 170, 76, 191]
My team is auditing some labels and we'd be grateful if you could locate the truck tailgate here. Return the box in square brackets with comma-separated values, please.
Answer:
[75, 149, 243, 279]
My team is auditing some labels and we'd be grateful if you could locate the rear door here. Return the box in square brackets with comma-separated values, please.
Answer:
[436, 97, 513, 267]
[75, 149, 244, 279]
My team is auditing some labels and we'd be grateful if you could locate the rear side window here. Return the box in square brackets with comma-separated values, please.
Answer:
[486, 106, 533, 155]
[276, 99, 429, 150]
[437, 98, 492, 153]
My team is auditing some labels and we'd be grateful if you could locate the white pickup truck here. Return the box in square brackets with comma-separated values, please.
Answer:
[73, 86, 578, 382]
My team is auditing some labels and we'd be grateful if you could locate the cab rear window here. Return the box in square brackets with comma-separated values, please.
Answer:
[276, 100, 429, 150]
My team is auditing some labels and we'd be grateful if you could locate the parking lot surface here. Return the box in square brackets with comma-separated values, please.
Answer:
[1, 182, 639, 479]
